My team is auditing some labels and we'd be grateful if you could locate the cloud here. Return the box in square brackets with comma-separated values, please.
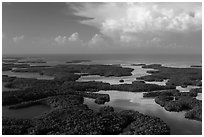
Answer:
[120, 35, 136, 43]
[13, 35, 24, 43]
[145, 37, 162, 47]
[54, 32, 107, 48]
[54, 32, 81, 44]
[54, 35, 67, 44]
[88, 34, 106, 47]
[151, 37, 161, 43]
[69, 2, 202, 46]
[68, 32, 79, 42]
[70, 3, 201, 32]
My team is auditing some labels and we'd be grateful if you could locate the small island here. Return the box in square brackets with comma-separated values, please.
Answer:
[66, 60, 91, 64]
[119, 79, 124, 83]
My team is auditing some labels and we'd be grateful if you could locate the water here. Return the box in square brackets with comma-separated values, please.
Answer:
[78, 65, 154, 85]
[84, 90, 202, 135]
[176, 86, 201, 92]
[81, 67, 202, 135]
[145, 80, 168, 86]
[2, 82, 52, 119]
[2, 105, 51, 119]
[196, 93, 202, 100]
[3, 54, 201, 67]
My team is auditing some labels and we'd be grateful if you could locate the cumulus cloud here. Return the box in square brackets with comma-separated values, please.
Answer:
[68, 32, 79, 42]
[54, 32, 107, 48]
[13, 35, 24, 43]
[151, 37, 161, 43]
[88, 34, 106, 47]
[69, 2, 202, 46]
[119, 35, 137, 43]
[54, 35, 67, 44]
[54, 32, 81, 44]
[89, 34, 103, 44]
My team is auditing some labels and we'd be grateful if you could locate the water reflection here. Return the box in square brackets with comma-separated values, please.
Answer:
[145, 80, 168, 86]
[176, 85, 201, 92]
[2, 105, 51, 119]
[78, 65, 154, 85]
[84, 90, 202, 135]
[196, 93, 202, 100]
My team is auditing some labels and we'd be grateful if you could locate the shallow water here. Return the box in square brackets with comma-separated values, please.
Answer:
[176, 85, 202, 100]
[176, 85, 201, 92]
[2, 105, 51, 119]
[77, 65, 155, 85]
[84, 90, 202, 135]
[145, 79, 168, 86]
[2, 83, 51, 119]
[196, 93, 202, 100]
[3, 54, 201, 68]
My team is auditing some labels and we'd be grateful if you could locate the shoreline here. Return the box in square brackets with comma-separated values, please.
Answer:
[2, 56, 202, 135]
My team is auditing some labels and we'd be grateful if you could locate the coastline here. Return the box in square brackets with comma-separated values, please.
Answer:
[1, 54, 202, 135]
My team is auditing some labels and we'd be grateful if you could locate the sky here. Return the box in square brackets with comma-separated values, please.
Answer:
[2, 2, 202, 54]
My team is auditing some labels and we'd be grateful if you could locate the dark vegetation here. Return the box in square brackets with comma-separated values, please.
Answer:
[2, 57, 23, 66]
[131, 63, 146, 66]
[3, 76, 174, 107]
[17, 59, 46, 63]
[3, 75, 16, 82]
[3, 57, 23, 60]
[60, 81, 110, 92]
[3, 102, 170, 135]
[95, 95, 110, 104]
[190, 87, 202, 93]
[132, 80, 145, 84]
[143, 89, 179, 98]
[137, 64, 202, 87]
[143, 88, 202, 121]
[119, 79, 124, 83]
[12, 64, 134, 77]
[3, 63, 30, 71]
[3, 57, 46, 63]
[190, 65, 202, 68]
[2, 117, 32, 135]
[2, 83, 111, 106]
[4, 78, 61, 90]
[4, 76, 175, 94]
[110, 82, 175, 92]
[120, 110, 170, 135]
[185, 106, 202, 121]
[54, 73, 80, 82]
[2, 59, 202, 134]
[157, 96, 202, 121]
[2, 57, 47, 71]
[2, 67, 171, 135]
[3, 59, 19, 63]
[66, 60, 91, 64]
